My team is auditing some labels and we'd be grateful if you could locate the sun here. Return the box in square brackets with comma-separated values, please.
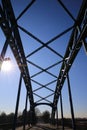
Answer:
[2, 60, 12, 72]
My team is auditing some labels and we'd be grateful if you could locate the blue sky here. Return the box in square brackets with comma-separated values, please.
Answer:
[0, 0, 87, 118]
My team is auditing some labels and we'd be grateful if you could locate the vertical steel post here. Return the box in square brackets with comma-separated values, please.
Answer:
[60, 91, 64, 130]
[13, 73, 22, 130]
[51, 109, 53, 125]
[67, 73, 76, 130]
[56, 107, 58, 129]
[23, 92, 28, 130]
[51, 108, 55, 125]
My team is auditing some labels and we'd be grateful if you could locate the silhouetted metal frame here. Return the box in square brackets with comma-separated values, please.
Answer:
[18, 24, 73, 59]
[23, 92, 28, 130]
[1, 0, 34, 108]
[13, 73, 22, 130]
[53, 0, 87, 113]
[56, 107, 58, 128]
[60, 92, 64, 130]
[27, 60, 57, 78]
[16, 0, 36, 21]
[16, 1, 76, 109]
[0, 4, 9, 68]
[67, 73, 76, 130]
[0, 0, 87, 129]
[57, 0, 76, 22]
[33, 92, 54, 103]
[16, 1, 76, 110]
[52, 0, 87, 128]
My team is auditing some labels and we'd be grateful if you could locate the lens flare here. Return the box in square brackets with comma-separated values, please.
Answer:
[2, 60, 12, 72]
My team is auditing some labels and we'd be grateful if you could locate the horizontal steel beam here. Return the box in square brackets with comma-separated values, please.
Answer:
[34, 102, 53, 108]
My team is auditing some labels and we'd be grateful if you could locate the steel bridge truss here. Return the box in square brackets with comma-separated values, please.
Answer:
[0, 0, 87, 130]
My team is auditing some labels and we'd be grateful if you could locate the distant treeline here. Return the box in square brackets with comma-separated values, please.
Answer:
[0, 111, 87, 130]
[0, 111, 37, 129]
[0, 110, 50, 129]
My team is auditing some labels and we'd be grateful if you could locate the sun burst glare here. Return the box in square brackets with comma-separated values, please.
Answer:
[2, 60, 12, 72]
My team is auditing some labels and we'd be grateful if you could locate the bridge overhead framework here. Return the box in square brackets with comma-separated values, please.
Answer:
[0, 0, 87, 130]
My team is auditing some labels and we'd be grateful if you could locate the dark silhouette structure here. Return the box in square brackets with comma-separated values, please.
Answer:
[0, 0, 87, 130]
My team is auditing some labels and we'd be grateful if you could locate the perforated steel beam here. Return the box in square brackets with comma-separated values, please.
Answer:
[53, 0, 87, 112]
[0, 0, 34, 108]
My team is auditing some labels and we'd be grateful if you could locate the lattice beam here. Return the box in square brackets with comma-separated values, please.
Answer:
[53, 0, 87, 109]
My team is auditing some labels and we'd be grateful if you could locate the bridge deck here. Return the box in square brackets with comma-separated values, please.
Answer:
[16, 123, 72, 130]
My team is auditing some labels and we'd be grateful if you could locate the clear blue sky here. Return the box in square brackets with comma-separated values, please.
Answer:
[0, 0, 87, 118]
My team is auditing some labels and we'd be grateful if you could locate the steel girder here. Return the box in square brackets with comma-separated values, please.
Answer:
[0, 0, 34, 108]
[53, 0, 87, 110]
[0, 0, 87, 125]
